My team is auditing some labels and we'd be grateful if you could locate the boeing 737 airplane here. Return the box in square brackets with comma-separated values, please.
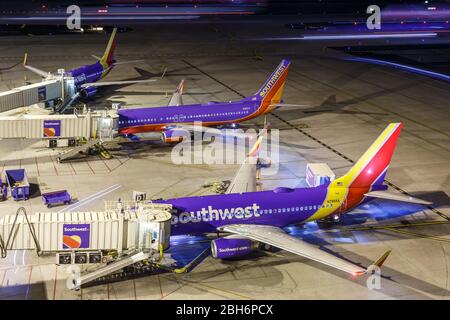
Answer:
[23, 28, 156, 111]
[117, 59, 303, 143]
[153, 122, 431, 275]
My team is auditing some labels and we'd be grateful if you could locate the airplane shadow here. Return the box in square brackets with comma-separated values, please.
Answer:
[168, 190, 450, 299]
[274, 83, 415, 121]
[87, 66, 226, 109]
[0, 282, 48, 300]
[274, 197, 450, 298]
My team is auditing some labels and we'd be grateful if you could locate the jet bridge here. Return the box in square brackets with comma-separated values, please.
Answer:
[0, 201, 173, 288]
[0, 109, 117, 153]
[0, 72, 77, 114]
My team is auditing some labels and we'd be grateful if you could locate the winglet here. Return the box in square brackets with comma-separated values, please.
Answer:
[352, 250, 391, 276]
[176, 79, 185, 95]
[23, 53, 28, 66]
[373, 250, 391, 269]
[247, 123, 270, 158]
[161, 67, 167, 79]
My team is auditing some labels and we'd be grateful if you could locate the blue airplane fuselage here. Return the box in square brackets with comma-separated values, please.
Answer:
[154, 183, 388, 236]
[117, 59, 292, 136]
[65, 61, 110, 88]
[118, 97, 262, 135]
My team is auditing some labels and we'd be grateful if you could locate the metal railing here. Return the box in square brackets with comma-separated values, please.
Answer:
[0, 207, 42, 258]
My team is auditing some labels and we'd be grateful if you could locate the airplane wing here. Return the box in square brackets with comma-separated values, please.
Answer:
[226, 157, 257, 194]
[269, 103, 311, 108]
[168, 79, 185, 106]
[225, 124, 268, 194]
[165, 124, 249, 140]
[112, 59, 145, 66]
[220, 224, 391, 275]
[23, 53, 50, 78]
[80, 79, 157, 88]
[364, 191, 431, 205]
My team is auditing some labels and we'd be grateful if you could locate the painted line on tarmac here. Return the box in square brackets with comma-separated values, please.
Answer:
[316, 220, 450, 243]
[320, 220, 450, 232]
[173, 278, 254, 300]
[381, 227, 450, 243]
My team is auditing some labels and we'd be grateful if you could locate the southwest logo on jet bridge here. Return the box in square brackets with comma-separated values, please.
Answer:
[172, 203, 261, 224]
[62, 224, 90, 249]
[259, 64, 287, 97]
[43, 120, 61, 137]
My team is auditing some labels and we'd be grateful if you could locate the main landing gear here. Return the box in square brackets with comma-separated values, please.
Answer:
[316, 214, 341, 228]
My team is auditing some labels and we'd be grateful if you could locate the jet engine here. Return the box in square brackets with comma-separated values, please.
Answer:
[161, 129, 190, 143]
[211, 235, 258, 259]
[79, 86, 98, 99]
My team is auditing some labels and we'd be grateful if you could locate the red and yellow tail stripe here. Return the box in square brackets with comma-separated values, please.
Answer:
[253, 59, 291, 116]
[337, 123, 403, 188]
[100, 28, 117, 75]
[307, 123, 403, 221]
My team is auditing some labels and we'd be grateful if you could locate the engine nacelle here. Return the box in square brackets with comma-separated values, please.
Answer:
[211, 235, 258, 259]
[161, 129, 190, 143]
[79, 86, 98, 99]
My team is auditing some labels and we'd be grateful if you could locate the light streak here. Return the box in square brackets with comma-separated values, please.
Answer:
[257, 32, 438, 41]
[60, 184, 121, 212]
[346, 57, 450, 82]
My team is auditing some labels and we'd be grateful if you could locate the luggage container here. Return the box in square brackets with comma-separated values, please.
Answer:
[42, 190, 72, 208]
[306, 163, 335, 187]
[5, 169, 30, 200]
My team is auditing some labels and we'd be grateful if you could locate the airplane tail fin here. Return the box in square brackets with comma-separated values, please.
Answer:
[100, 28, 117, 68]
[335, 123, 403, 188]
[253, 59, 291, 111]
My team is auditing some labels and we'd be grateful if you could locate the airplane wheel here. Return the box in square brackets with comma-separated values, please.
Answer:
[316, 214, 341, 229]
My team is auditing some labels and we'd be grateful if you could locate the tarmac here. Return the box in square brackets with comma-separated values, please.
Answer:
[0, 20, 449, 299]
